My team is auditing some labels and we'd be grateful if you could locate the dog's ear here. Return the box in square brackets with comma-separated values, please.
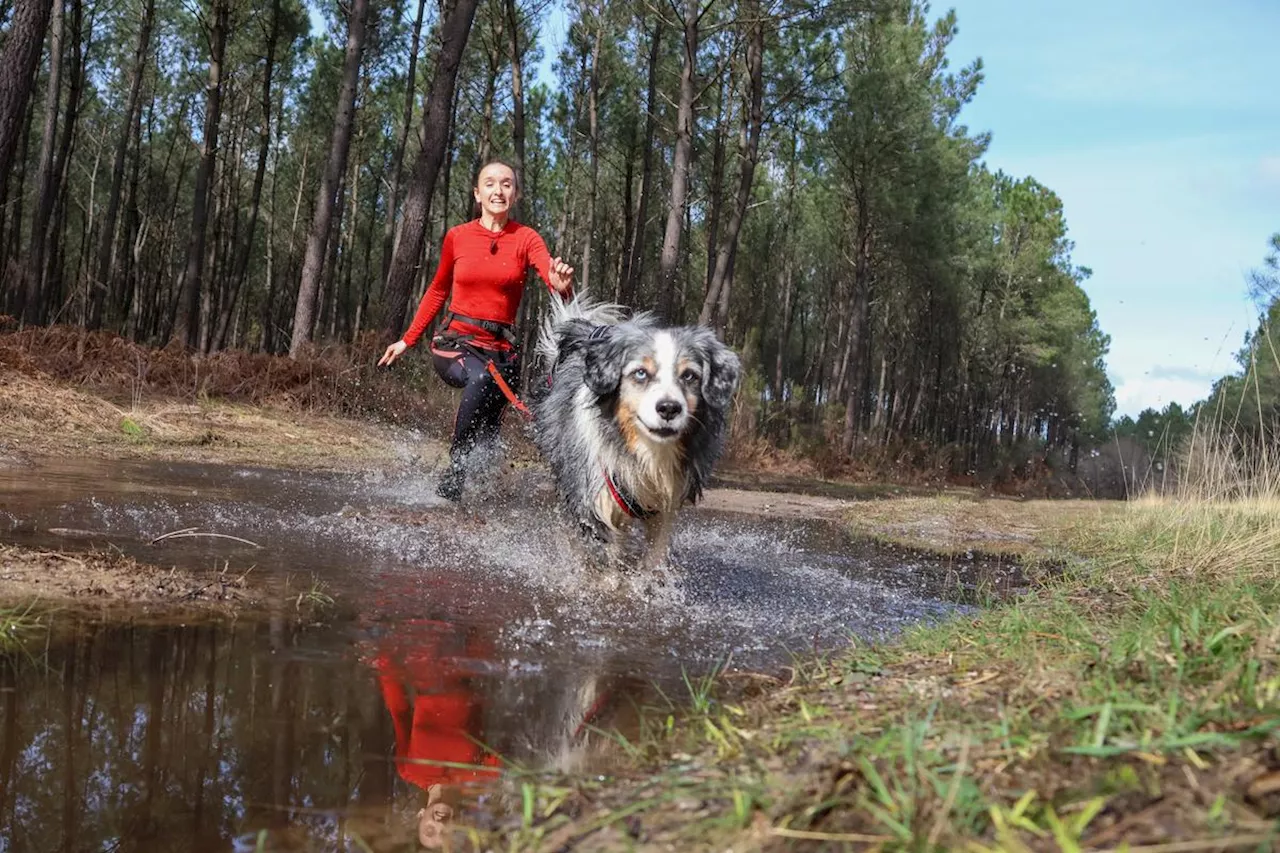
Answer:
[583, 328, 625, 397]
[680, 331, 740, 505]
[702, 338, 741, 410]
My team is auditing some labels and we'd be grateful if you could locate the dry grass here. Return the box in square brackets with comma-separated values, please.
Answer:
[0, 324, 460, 425]
[1104, 418, 1280, 584]
[1098, 496, 1280, 584]
[0, 370, 444, 470]
[1, 326, 391, 413]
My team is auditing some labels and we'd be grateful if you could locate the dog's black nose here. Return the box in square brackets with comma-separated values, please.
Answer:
[655, 399, 683, 421]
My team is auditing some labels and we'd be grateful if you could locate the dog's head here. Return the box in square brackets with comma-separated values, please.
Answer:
[581, 320, 741, 445]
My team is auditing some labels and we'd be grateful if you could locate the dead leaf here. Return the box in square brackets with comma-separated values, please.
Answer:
[1247, 771, 1280, 799]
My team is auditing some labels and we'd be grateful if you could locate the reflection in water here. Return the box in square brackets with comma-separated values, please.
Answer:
[0, 616, 639, 852]
[370, 619, 501, 850]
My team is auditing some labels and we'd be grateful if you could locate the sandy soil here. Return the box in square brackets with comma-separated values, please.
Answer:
[699, 486, 862, 520]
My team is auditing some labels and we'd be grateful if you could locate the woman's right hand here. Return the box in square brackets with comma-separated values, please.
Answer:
[378, 340, 408, 367]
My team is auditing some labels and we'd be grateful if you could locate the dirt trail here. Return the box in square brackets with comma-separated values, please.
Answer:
[699, 486, 857, 520]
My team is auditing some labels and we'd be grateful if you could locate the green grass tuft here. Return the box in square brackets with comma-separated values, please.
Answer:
[0, 603, 43, 652]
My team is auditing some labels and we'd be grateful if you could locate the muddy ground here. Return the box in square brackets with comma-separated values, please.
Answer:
[0, 542, 313, 617]
[7, 360, 1180, 853]
[0, 369, 1061, 617]
[0, 370, 432, 616]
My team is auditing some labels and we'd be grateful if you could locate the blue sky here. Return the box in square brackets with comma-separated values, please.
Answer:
[945, 0, 1280, 416]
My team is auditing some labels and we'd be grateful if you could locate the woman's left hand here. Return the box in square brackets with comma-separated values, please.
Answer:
[549, 256, 575, 295]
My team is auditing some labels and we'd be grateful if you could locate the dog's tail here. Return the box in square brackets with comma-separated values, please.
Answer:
[536, 291, 628, 364]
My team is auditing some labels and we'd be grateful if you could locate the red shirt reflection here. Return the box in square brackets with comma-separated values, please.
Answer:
[370, 619, 501, 791]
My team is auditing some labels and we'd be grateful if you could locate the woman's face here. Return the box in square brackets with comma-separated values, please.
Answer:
[416, 802, 455, 849]
[474, 164, 518, 219]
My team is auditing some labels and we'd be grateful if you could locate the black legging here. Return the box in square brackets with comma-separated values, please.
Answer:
[430, 343, 521, 466]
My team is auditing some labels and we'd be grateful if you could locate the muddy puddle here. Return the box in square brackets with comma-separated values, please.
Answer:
[0, 456, 1021, 851]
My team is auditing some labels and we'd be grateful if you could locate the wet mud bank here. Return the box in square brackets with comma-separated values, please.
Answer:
[1, 542, 251, 610]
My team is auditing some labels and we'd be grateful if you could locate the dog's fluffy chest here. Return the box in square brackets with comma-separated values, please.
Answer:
[593, 441, 688, 531]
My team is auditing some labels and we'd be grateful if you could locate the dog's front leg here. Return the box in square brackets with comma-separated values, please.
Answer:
[640, 515, 675, 573]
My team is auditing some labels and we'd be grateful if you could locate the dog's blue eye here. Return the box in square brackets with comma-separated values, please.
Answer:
[631, 368, 650, 382]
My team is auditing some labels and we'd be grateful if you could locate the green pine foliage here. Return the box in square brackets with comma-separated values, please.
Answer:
[0, 0, 1119, 475]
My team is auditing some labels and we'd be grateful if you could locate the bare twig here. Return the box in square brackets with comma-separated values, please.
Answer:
[150, 529, 262, 548]
[770, 827, 893, 843]
[148, 526, 199, 544]
[1091, 834, 1280, 853]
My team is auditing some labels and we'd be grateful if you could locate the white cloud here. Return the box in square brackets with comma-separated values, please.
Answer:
[1147, 364, 1226, 384]
[1115, 376, 1218, 418]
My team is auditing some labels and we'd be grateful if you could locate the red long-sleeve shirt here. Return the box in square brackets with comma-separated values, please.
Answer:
[402, 219, 567, 351]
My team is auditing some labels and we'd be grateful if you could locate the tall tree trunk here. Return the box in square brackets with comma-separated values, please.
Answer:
[0, 0, 53, 288]
[656, 0, 700, 321]
[380, 0, 426, 284]
[355, 179, 378, 337]
[122, 99, 148, 337]
[426, 86, 458, 303]
[579, 3, 603, 292]
[840, 201, 872, 454]
[92, 0, 155, 329]
[0, 98, 35, 297]
[158, 141, 192, 341]
[199, 79, 239, 355]
[172, 0, 229, 349]
[554, 46, 586, 253]
[40, 0, 84, 323]
[616, 127, 634, 303]
[504, 0, 525, 185]
[215, 0, 279, 351]
[474, 0, 504, 171]
[699, 2, 764, 331]
[380, 0, 481, 340]
[772, 124, 798, 399]
[290, 0, 371, 356]
[774, 260, 794, 395]
[262, 121, 301, 352]
[335, 145, 361, 342]
[314, 159, 348, 342]
[21, 0, 62, 325]
[277, 136, 310, 347]
[622, 17, 661, 305]
[701, 65, 727, 301]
